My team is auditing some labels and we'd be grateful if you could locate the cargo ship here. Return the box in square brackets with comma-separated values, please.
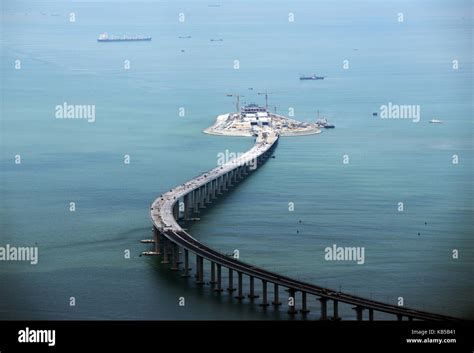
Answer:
[300, 74, 325, 80]
[97, 33, 152, 42]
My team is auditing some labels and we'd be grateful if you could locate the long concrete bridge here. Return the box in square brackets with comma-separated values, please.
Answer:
[148, 129, 461, 321]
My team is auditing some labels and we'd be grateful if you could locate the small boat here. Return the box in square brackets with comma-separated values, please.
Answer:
[300, 74, 325, 80]
[315, 111, 335, 128]
[210, 38, 223, 42]
[429, 119, 443, 124]
[97, 33, 152, 42]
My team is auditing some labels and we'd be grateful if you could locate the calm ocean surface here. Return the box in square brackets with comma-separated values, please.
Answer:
[1, 0, 472, 319]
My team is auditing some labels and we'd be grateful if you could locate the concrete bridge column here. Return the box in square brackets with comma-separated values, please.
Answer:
[183, 194, 191, 220]
[232, 169, 238, 183]
[152, 227, 161, 254]
[216, 176, 223, 194]
[259, 280, 269, 306]
[235, 272, 244, 300]
[248, 276, 259, 299]
[397, 314, 403, 321]
[368, 308, 374, 321]
[195, 255, 204, 284]
[288, 288, 297, 315]
[300, 292, 310, 314]
[221, 175, 228, 192]
[201, 184, 207, 204]
[226, 172, 233, 188]
[353, 306, 364, 321]
[333, 300, 340, 320]
[214, 264, 223, 292]
[206, 182, 212, 203]
[170, 243, 179, 271]
[272, 283, 281, 306]
[161, 238, 169, 264]
[223, 173, 229, 188]
[211, 179, 217, 199]
[319, 297, 328, 320]
[198, 187, 206, 209]
[193, 189, 199, 213]
[207, 181, 213, 202]
[227, 268, 235, 291]
[172, 203, 179, 220]
[210, 261, 216, 287]
[181, 249, 190, 277]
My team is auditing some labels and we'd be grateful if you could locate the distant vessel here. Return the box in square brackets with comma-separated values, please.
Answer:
[97, 33, 152, 42]
[300, 74, 325, 80]
[429, 119, 443, 124]
[210, 38, 223, 42]
[178, 35, 192, 39]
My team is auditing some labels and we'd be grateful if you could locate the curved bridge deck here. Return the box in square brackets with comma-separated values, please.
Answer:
[149, 130, 460, 321]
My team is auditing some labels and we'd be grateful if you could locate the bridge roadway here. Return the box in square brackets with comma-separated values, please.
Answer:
[150, 129, 460, 321]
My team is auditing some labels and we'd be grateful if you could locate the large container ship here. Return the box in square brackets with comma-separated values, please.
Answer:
[97, 33, 152, 42]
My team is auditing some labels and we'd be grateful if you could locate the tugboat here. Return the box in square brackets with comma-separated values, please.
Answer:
[97, 33, 152, 42]
[315, 111, 335, 128]
[300, 74, 325, 80]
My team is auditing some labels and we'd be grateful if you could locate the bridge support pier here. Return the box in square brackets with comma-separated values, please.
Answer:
[288, 288, 297, 315]
[211, 179, 217, 199]
[272, 283, 281, 306]
[214, 264, 223, 292]
[332, 300, 341, 320]
[259, 280, 269, 307]
[181, 249, 190, 277]
[248, 276, 259, 299]
[170, 243, 179, 271]
[227, 269, 235, 291]
[192, 190, 200, 214]
[195, 255, 204, 284]
[221, 175, 228, 192]
[198, 184, 206, 208]
[210, 262, 216, 286]
[161, 238, 169, 264]
[235, 272, 244, 300]
[183, 194, 191, 220]
[226, 173, 233, 188]
[369, 308, 374, 321]
[205, 183, 212, 204]
[397, 314, 403, 321]
[173, 203, 179, 221]
[300, 292, 310, 314]
[152, 227, 161, 254]
[319, 297, 328, 320]
[353, 306, 364, 321]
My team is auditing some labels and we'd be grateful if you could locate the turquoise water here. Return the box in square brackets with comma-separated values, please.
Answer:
[1, 0, 472, 319]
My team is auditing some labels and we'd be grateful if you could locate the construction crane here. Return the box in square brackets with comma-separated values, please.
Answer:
[226, 93, 244, 113]
[257, 90, 284, 110]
